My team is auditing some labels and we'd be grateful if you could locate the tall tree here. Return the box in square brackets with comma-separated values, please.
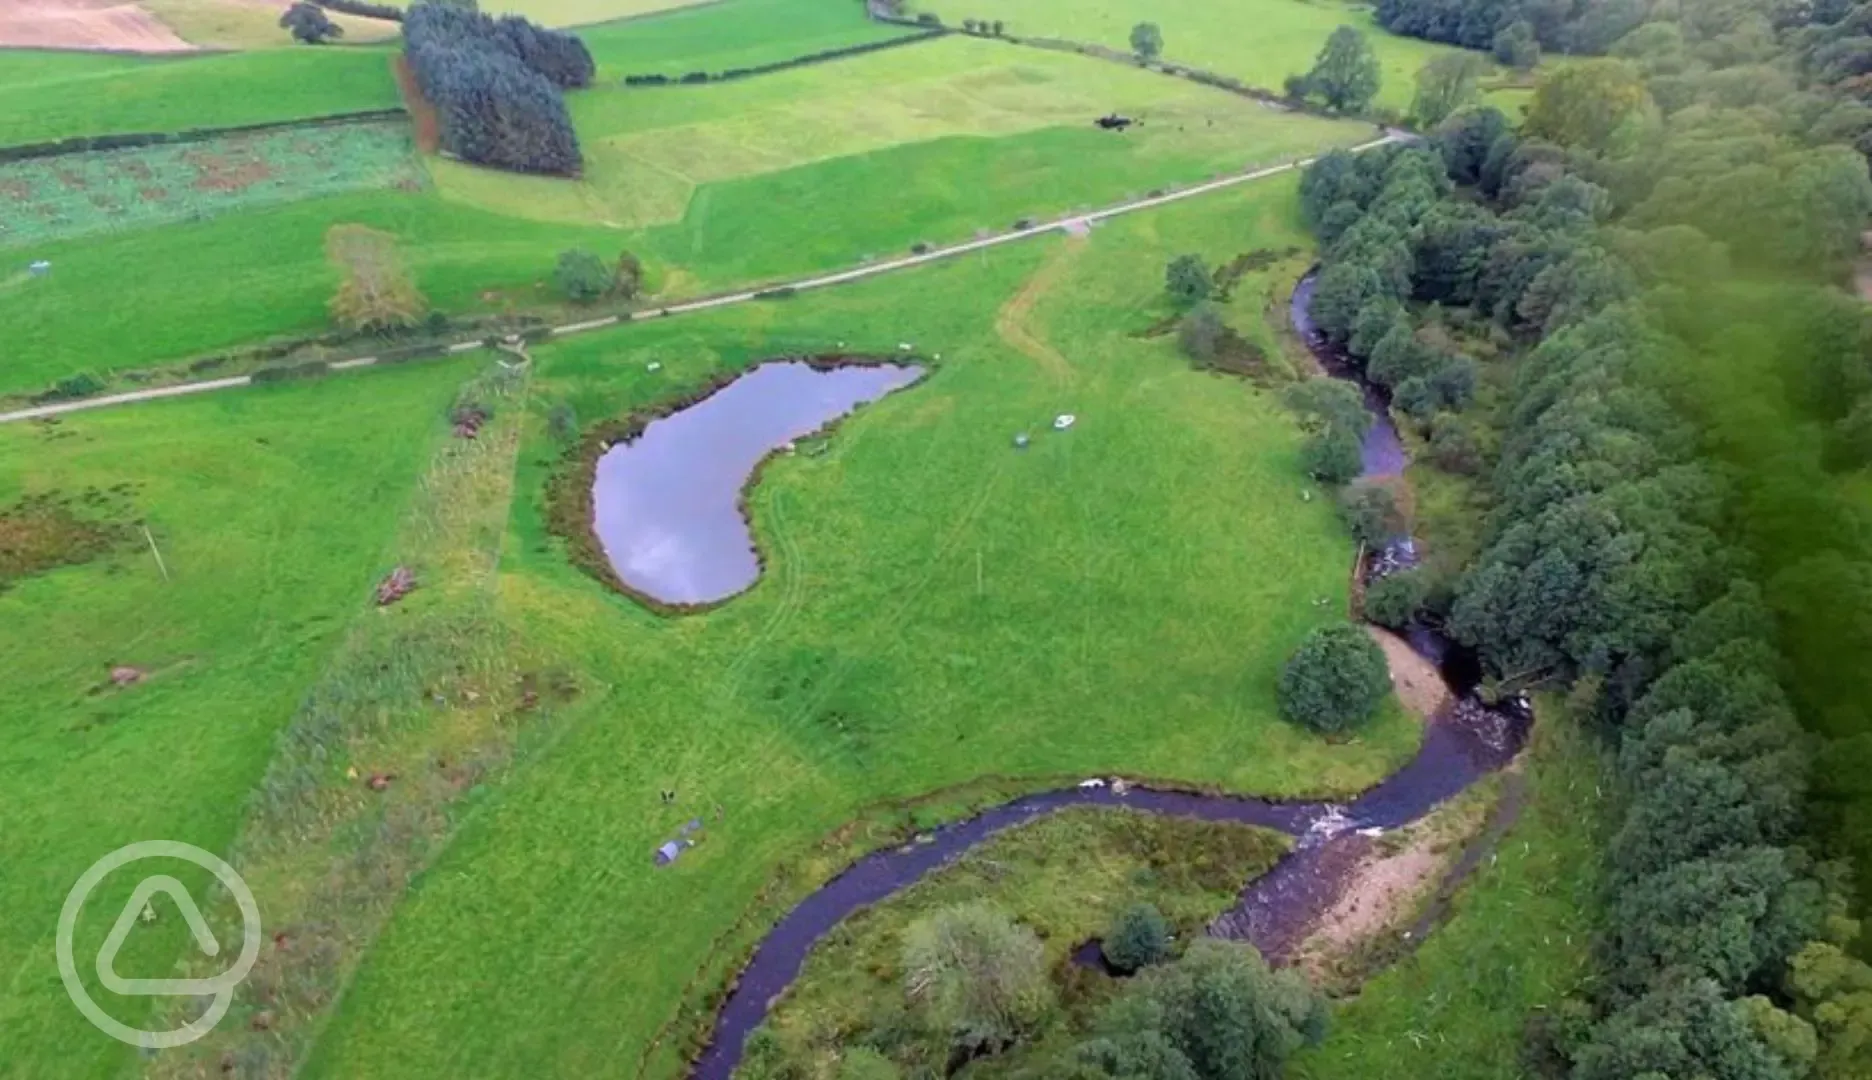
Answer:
[1410, 52, 1488, 128]
[1525, 58, 1651, 151]
[1278, 624, 1392, 733]
[1300, 26, 1383, 113]
[325, 224, 426, 332]
[902, 904, 1053, 1054]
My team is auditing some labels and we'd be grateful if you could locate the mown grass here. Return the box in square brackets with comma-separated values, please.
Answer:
[1292, 705, 1609, 1080]
[348, 0, 723, 26]
[580, 0, 917, 77]
[0, 47, 400, 146]
[0, 360, 471, 1080]
[753, 807, 1293, 1079]
[143, 0, 402, 48]
[294, 178, 1420, 1080]
[907, 0, 1495, 112]
[438, 37, 1372, 230]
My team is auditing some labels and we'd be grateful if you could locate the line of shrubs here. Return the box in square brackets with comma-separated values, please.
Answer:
[404, 2, 593, 176]
[0, 109, 406, 164]
[619, 29, 941, 86]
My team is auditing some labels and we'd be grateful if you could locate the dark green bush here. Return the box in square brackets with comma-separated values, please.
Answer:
[1278, 624, 1391, 734]
[1103, 903, 1172, 973]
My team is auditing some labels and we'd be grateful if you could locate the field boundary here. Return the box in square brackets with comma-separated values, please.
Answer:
[0, 134, 1399, 427]
[0, 108, 409, 163]
[618, 27, 944, 85]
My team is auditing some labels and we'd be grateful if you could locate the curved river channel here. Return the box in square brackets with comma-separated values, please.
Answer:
[684, 276, 1528, 1080]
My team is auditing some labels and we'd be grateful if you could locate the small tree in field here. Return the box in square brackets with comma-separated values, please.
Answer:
[1130, 22, 1163, 60]
[281, 2, 343, 43]
[326, 224, 425, 332]
[614, 250, 645, 299]
[1338, 478, 1410, 547]
[1103, 903, 1171, 973]
[903, 904, 1052, 1054]
[1165, 254, 1211, 305]
[1279, 624, 1391, 734]
[555, 249, 611, 303]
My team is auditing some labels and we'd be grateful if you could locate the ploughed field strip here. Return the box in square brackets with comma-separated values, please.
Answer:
[0, 122, 422, 249]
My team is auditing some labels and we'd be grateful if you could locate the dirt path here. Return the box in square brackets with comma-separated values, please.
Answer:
[994, 237, 1084, 380]
[0, 135, 1401, 427]
[0, 0, 192, 50]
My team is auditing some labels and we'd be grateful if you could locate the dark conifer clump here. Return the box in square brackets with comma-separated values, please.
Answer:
[404, 2, 594, 176]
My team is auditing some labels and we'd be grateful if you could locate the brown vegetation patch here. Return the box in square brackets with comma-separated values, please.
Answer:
[543, 354, 924, 616]
[186, 147, 274, 193]
[994, 238, 1084, 379]
[393, 53, 442, 155]
[0, 0, 193, 51]
[0, 491, 131, 589]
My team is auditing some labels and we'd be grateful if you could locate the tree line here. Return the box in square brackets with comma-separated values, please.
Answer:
[1297, 3, 1872, 1068]
[403, 1, 594, 175]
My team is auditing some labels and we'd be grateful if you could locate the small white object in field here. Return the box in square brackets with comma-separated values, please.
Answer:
[647, 361, 662, 372]
[1110, 778, 1131, 795]
[28, 260, 50, 276]
[899, 342, 913, 351]
[1302, 489, 1313, 502]
[1053, 414, 1076, 430]
[1077, 778, 1106, 790]
[1357, 826, 1385, 838]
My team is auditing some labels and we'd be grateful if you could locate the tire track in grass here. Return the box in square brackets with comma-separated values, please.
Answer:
[993, 235, 1084, 381]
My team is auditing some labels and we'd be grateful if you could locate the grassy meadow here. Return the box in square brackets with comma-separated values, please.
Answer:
[0, 359, 474, 1080]
[580, 0, 918, 77]
[909, 0, 1491, 112]
[272, 180, 1417, 1080]
[0, 48, 401, 147]
[2, 36, 1370, 398]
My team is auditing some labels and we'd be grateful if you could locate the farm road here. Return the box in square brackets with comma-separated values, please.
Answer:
[0, 133, 1401, 427]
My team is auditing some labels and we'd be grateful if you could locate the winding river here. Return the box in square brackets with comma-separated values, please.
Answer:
[684, 276, 1526, 1080]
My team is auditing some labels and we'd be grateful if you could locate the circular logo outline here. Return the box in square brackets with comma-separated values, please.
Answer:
[57, 840, 262, 1049]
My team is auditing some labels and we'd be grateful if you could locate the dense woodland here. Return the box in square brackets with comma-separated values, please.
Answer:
[1299, 0, 1872, 1073]
[403, 2, 593, 175]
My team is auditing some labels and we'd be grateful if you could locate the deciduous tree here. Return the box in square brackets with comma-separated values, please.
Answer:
[1410, 52, 1487, 128]
[1300, 26, 1382, 113]
[902, 904, 1052, 1054]
[1129, 22, 1163, 60]
[325, 224, 426, 332]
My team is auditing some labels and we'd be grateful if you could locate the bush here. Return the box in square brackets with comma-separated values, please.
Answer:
[1302, 426, 1364, 484]
[554, 249, 611, 303]
[1279, 624, 1391, 734]
[1165, 254, 1212, 305]
[548, 402, 578, 443]
[1428, 412, 1485, 474]
[1178, 304, 1227, 363]
[47, 372, 107, 401]
[326, 224, 426, 332]
[1364, 570, 1428, 628]
[614, 250, 644, 299]
[1103, 903, 1171, 973]
[1338, 479, 1409, 546]
[280, 2, 343, 43]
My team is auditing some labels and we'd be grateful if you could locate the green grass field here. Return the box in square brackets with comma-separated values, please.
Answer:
[444, 38, 1373, 230]
[0, 8, 1587, 1078]
[0, 359, 473, 1080]
[908, 0, 1487, 112]
[0, 47, 401, 147]
[2, 39, 1369, 399]
[258, 181, 1415, 1080]
[580, 0, 917, 77]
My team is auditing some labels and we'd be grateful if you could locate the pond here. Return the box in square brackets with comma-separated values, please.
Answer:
[591, 360, 923, 607]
